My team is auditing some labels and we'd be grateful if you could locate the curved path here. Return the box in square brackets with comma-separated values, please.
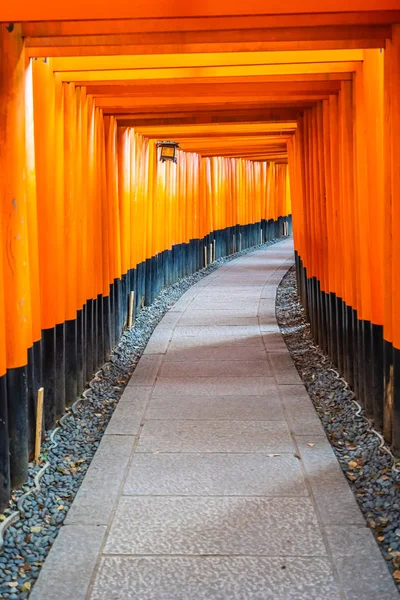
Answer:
[32, 238, 398, 600]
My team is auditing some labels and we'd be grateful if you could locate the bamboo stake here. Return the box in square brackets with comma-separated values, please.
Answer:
[260, 228, 263, 245]
[239, 233, 242, 252]
[213, 240, 216, 262]
[210, 242, 213, 263]
[233, 234, 236, 253]
[204, 245, 208, 267]
[35, 387, 44, 464]
[127, 291, 135, 328]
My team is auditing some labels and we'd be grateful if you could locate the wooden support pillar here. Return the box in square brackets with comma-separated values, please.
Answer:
[0, 24, 31, 487]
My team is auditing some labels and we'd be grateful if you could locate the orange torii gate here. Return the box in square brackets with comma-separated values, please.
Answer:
[0, 3, 400, 512]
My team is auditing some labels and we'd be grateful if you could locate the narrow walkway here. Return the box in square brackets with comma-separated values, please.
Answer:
[32, 239, 398, 600]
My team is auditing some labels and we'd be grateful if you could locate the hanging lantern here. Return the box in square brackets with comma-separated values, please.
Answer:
[156, 140, 180, 164]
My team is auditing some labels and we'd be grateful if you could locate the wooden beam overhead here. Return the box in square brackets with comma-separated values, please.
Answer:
[83, 82, 343, 100]
[5, 1, 400, 22]
[25, 38, 388, 57]
[25, 25, 389, 58]
[114, 108, 303, 126]
[50, 50, 364, 72]
[21, 12, 400, 37]
[56, 62, 360, 84]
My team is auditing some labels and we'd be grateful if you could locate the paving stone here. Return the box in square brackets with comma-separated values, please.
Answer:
[153, 375, 277, 396]
[65, 435, 134, 525]
[104, 496, 326, 556]
[128, 354, 164, 385]
[123, 453, 308, 496]
[176, 311, 259, 327]
[169, 293, 197, 312]
[279, 385, 325, 435]
[189, 301, 258, 314]
[30, 525, 106, 600]
[295, 436, 365, 526]
[143, 329, 172, 354]
[156, 311, 184, 328]
[269, 351, 303, 383]
[259, 298, 276, 313]
[262, 331, 288, 352]
[105, 387, 152, 435]
[136, 419, 294, 453]
[146, 394, 284, 421]
[90, 556, 341, 600]
[261, 287, 277, 299]
[168, 334, 264, 350]
[173, 325, 261, 338]
[164, 344, 267, 362]
[324, 526, 399, 600]
[159, 359, 271, 378]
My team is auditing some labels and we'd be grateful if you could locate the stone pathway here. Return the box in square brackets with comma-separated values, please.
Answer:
[31, 239, 399, 600]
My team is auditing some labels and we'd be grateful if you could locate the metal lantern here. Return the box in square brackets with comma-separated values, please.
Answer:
[156, 140, 180, 164]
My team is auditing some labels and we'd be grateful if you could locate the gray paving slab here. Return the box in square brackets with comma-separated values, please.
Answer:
[324, 526, 399, 600]
[123, 453, 308, 496]
[105, 386, 152, 435]
[295, 435, 366, 526]
[176, 311, 259, 326]
[128, 354, 163, 385]
[156, 311, 184, 328]
[269, 351, 303, 384]
[152, 375, 278, 396]
[143, 329, 172, 354]
[104, 496, 326, 556]
[159, 359, 271, 378]
[30, 525, 106, 600]
[261, 286, 277, 299]
[136, 419, 294, 453]
[164, 344, 267, 362]
[90, 556, 341, 600]
[279, 385, 325, 435]
[65, 435, 135, 526]
[189, 301, 258, 314]
[172, 324, 261, 337]
[168, 333, 264, 350]
[146, 394, 284, 421]
[262, 331, 289, 352]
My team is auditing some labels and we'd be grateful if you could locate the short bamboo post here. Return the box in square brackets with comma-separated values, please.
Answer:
[209, 242, 213, 263]
[260, 228, 263, 245]
[213, 240, 216, 262]
[35, 387, 44, 464]
[127, 291, 135, 328]
[204, 245, 208, 267]
[233, 234, 236, 253]
[239, 233, 242, 252]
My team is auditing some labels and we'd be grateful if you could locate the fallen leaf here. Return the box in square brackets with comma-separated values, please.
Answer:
[393, 570, 400, 580]
[57, 505, 64, 511]
[348, 461, 358, 470]
[22, 582, 31, 591]
[8, 582, 18, 588]
[30, 526, 41, 533]
[378, 536, 385, 541]
[307, 443, 315, 447]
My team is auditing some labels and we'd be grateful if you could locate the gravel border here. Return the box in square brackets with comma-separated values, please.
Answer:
[0, 237, 286, 599]
[276, 267, 400, 592]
